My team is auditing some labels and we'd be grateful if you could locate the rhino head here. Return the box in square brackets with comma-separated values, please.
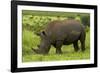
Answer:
[32, 31, 51, 54]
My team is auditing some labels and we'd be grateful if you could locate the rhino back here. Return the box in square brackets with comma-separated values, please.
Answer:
[45, 19, 83, 42]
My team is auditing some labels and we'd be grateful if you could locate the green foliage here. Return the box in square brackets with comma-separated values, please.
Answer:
[80, 14, 90, 26]
[22, 10, 90, 62]
[85, 26, 90, 32]
[22, 29, 40, 56]
[67, 15, 75, 19]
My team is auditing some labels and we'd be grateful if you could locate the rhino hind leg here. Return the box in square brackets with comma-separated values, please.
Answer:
[54, 41, 63, 54]
[80, 31, 86, 52]
[73, 41, 80, 52]
[80, 37, 85, 52]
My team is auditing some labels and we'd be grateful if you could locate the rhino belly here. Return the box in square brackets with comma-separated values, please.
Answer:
[63, 31, 81, 45]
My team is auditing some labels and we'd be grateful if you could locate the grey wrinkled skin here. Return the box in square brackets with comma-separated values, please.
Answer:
[32, 19, 86, 54]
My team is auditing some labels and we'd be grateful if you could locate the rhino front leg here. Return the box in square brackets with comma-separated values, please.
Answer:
[55, 41, 63, 54]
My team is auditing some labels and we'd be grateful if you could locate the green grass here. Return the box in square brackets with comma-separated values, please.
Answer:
[22, 30, 90, 62]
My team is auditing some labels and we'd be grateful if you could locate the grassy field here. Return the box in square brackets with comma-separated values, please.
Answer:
[22, 10, 90, 62]
[22, 30, 90, 62]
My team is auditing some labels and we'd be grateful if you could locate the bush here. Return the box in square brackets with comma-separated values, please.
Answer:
[85, 26, 90, 32]
[67, 16, 75, 19]
[80, 14, 90, 26]
[22, 29, 40, 56]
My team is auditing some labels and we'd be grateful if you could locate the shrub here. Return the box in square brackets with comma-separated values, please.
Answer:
[22, 29, 40, 56]
[85, 26, 90, 32]
[80, 14, 90, 26]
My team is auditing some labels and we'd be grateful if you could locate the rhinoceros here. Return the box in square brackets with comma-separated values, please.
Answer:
[32, 19, 86, 54]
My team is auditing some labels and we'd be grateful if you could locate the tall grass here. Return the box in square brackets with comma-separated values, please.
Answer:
[22, 29, 40, 56]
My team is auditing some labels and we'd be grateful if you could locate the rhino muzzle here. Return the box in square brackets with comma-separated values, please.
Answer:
[32, 48, 40, 54]
[32, 48, 48, 54]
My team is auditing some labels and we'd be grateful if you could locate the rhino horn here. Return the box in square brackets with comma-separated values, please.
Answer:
[32, 48, 40, 54]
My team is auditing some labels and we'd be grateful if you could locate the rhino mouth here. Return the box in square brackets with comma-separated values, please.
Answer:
[31, 45, 40, 53]
[32, 48, 48, 55]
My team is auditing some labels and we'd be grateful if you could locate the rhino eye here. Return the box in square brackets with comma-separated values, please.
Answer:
[41, 31, 46, 36]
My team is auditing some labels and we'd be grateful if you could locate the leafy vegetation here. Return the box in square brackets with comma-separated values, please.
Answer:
[22, 10, 90, 62]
